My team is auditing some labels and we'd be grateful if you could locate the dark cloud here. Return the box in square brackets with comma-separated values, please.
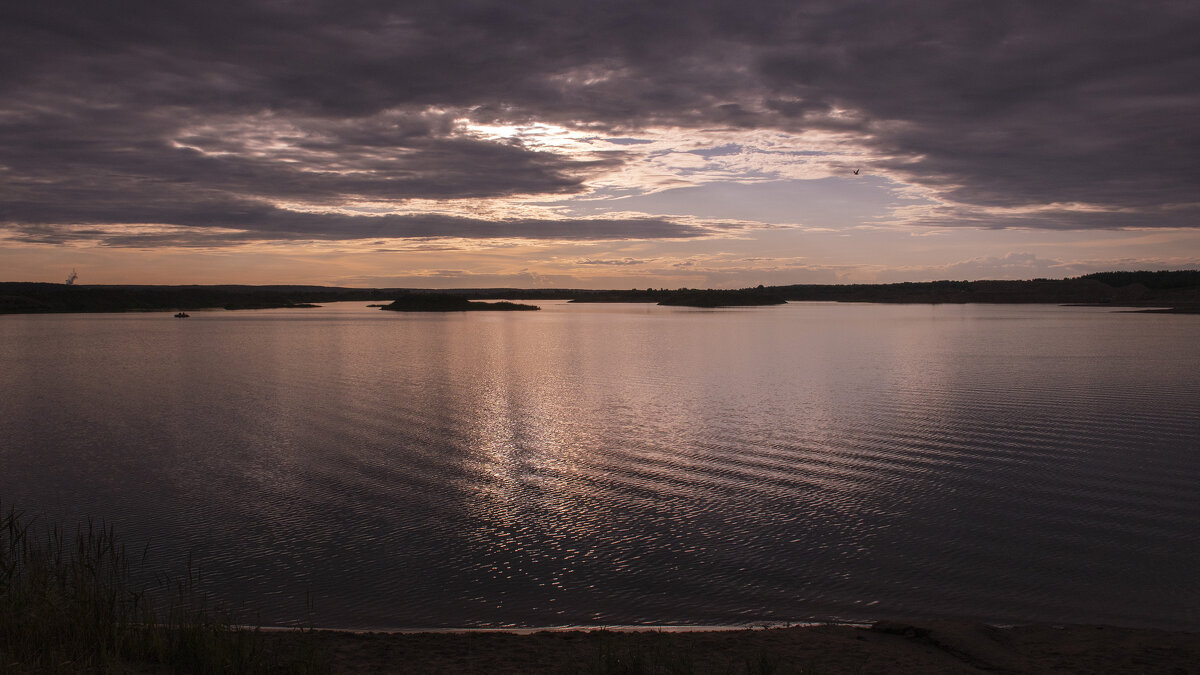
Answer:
[0, 108, 615, 207]
[756, 1, 1200, 221]
[576, 258, 647, 265]
[1, 0, 1197, 243]
[5, 211, 710, 247]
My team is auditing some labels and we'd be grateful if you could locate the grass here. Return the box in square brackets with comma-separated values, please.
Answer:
[0, 503, 330, 674]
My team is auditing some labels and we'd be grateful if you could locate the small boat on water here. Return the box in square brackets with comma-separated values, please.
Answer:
[174, 312, 190, 318]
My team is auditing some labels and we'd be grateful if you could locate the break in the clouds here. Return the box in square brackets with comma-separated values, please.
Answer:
[1, 0, 1197, 250]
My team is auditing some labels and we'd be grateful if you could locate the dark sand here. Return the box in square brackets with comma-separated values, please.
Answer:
[269, 620, 1200, 673]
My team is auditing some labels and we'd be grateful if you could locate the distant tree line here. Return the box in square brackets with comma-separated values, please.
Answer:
[1075, 270, 1200, 290]
[379, 294, 539, 311]
[2, 270, 1197, 314]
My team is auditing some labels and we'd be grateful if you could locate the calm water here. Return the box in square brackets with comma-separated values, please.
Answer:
[1, 301, 1198, 630]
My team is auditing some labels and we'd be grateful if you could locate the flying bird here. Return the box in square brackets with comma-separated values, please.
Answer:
[852, 169, 860, 175]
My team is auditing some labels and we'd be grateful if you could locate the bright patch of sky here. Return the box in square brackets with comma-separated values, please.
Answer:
[560, 177, 902, 230]
[455, 120, 919, 238]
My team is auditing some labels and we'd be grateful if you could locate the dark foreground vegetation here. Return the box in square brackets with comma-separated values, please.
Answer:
[4, 503, 1199, 673]
[0, 504, 330, 674]
[379, 294, 540, 312]
[1, 270, 1198, 314]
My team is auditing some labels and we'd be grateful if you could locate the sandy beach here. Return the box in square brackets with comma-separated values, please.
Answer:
[267, 620, 1200, 673]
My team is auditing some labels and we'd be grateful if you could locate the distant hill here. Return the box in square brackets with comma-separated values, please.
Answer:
[1, 270, 1197, 314]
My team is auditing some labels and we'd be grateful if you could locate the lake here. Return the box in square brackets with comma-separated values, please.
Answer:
[1, 301, 1197, 630]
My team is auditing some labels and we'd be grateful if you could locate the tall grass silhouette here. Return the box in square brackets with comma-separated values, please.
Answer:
[0, 502, 329, 673]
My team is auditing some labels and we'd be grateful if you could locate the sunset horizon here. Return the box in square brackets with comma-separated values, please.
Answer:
[3, 2, 1197, 287]
[3, 2, 1199, 672]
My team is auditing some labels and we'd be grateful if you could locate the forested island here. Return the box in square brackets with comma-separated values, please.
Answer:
[1, 270, 1198, 314]
[379, 295, 539, 312]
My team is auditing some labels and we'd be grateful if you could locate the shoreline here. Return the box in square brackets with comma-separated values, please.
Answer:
[259, 621, 869, 635]
[4, 272, 1198, 314]
[261, 619, 1200, 673]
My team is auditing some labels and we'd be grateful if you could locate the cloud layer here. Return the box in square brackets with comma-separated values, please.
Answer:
[2, 0, 1197, 246]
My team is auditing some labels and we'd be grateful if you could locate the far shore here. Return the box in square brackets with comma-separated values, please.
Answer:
[261, 619, 1200, 673]
[3, 271, 1198, 314]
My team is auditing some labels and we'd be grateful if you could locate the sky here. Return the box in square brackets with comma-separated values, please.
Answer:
[2, 0, 1198, 288]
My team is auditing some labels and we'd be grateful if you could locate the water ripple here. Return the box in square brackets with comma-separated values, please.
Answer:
[1, 303, 1197, 630]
